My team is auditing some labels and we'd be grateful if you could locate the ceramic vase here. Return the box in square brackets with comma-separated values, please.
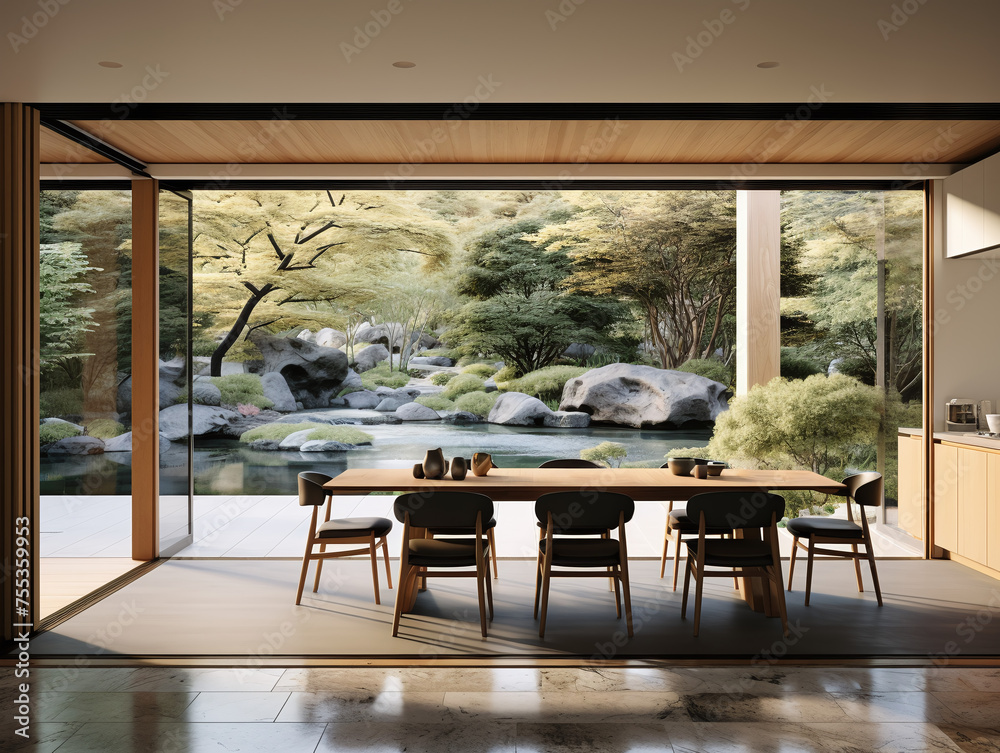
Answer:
[412, 463, 425, 479]
[451, 456, 468, 481]
[472, 452, 493, 477]
[422, 448, 446, 479]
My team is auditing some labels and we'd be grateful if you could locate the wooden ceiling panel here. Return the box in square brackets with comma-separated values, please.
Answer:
[40, 127, 112, 164]
[62, 118, 1000, 166]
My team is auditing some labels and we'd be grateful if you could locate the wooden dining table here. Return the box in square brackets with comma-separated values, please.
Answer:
[324, 466, 846, 617]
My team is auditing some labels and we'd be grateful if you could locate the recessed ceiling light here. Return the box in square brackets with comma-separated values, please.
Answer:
[756, 61, 780, 69]
[98, 61, 123, 68]
[392, 61, 416, 69]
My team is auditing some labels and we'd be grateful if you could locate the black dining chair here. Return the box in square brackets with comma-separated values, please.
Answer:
[534, 490, 635, 639]
[295, 471, 393, 606]
[786, 472, 884, 606]
[392, 491, 494, 638]
[681, 491, 789, 637]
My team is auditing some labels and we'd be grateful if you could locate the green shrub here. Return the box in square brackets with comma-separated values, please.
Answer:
[453, 390, 500, 417]
[580, 441, 628, 468]
[677, 358, 732, 387]
[493, 365, 517, 385]
[212, 374, 273, 409]
[420, 348, 460, 361]
[39, 422, 82, 444]
[359, 362, 411, 391]
[415, 395, 455, 411]
[39, 387, 83, 418]
[823, 503, 837, 515]
[461, 363, 498, 379]
[239, 422, 372, 445]
[663, 446, 716, 462]
[504, 365, 588, 403]
[780, 347, 825, 380]
[441, 373, 486, 400]
[430, 371, 456, 386]
[86, 419, 126, 439]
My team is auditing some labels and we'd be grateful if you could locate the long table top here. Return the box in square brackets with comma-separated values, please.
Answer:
[323, 467, 845, 501]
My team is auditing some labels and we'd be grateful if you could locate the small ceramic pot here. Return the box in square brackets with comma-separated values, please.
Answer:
[705, 461, 727, 477]
[422, 448, 446, 479]
[666, 457, 697, 476]
[412, 463, 425, 479]
[451, 456, 468, 481]
[472, 452, 493, 476]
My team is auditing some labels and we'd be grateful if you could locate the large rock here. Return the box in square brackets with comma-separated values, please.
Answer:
[249, 331, 349, 409]
[191, 378, 222, 406]
[159, 404, 240, 441]
[104, 432, 171, 454]
[296, 328, 315, 343]
[441, 411, 484, 424]
[396, 402, 440, 421]
[483, 378, 498, 393]
[487, 392, 554, 426]
[45, 436, 105, 455]
[559, 364, 728, 428]
[375, 386, 419, 403]
[563, 343, 596, 360]
[315, 328, 347, 348]
[342, 390, 381, 409]
[352, 344, 390, 373]
[278, 429, 316, 450]
[160, 380, 183, 408]
[543, 410, 592, 428]
[375, 398, 404, 412]
[260, 372, 297, 412]
[409, 356, 454, 367]
[195, 361, 246, 376]
[160, 357, 185, 384]
[299, 439, 354, 452]
[117, 375, 132, 415]
[340, 368, 363, 392]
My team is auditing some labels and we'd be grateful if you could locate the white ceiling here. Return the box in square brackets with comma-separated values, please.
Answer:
[2, 0, 999, 104]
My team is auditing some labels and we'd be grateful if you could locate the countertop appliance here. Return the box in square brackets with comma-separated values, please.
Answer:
[945, 398, 978, 431]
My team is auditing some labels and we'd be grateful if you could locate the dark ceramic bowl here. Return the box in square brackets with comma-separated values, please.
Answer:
[666, 457, 698, 476]
[704, 461, 727, 477]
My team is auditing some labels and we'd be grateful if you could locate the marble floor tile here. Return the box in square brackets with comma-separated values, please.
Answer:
[676, 691, 850, 723]
[515, 722, 673, 752]
[31, 666, 284, 693]
[442, 690, 689, 723]
[937, 724, 1000, 753]
[51, 721, 327, 753]
[931, 692, 1000, 726]
[34, 690, 198, 723]
[276, 690, 453, 723]
[664, 721, 964, 753]
[950, 669, 1000, 693]
[181, 691, 291, 722]
[0, 722, 82, 753]
[275, 666, 543, 693]
[316, 721, 517, 752]
[539, 667, 700, 693]
[831, 691, 957, 723]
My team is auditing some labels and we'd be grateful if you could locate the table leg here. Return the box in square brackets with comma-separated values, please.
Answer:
[736, 528, 779, 617]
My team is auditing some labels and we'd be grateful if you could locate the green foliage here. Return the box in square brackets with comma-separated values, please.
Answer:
[39, 422, 82, 444]
[359, 362, 411, 390]
[823, 502, 837, 514]
[493, 365, 517, 384]
[239, 422, 372, 444]
[39, 387, 83, 419]
[212, 374, 274, 409]
[415, 395, 456, 411]
[780, 347, 825, 380]
[336, 386, 363, 397]
[441, 373, 486, 399]
[430, 371, 456, 386]
[460, 362, 498, 378]
[580, 441, 628, 468]
[663, 446, 714, 461]
[453, 390, 500, 417]
[676, 358, 732, 387]
[39, 243, 98, 367]
[86, 419, 126, 439]
[420, 348, 460, 361]
[503, 365, 588, 403]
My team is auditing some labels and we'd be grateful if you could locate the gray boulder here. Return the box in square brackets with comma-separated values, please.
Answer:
[315, 328, 347, 348]
[396, 402, 440, 421]
[352, 344, 390, 373]
[483, 378, 498, 393]
[104, 432, 171, 454]
[296, 328, 315, 343]
[299, 439, 354, 452]
[159, 404, 239, 441]
[248, 439, 281, 451]
[260, 372, 297, 413]
[543, 410, 592, 428]
[375, 398, 404, 412]
[191, 378, 222, 407]
[487, 392, 554, 426]
[195, 361, 246, 376]
[160, 380, 183, 409]
[559, 364, 728, 428]
[249, 331, 349, 409]
[563, 343, 596, 360]
[45, 436, 105, 455]
[441, 411, 484, 424]
[160, 357, 185, 384]
[375, 386, 419, 403]
[409, 356, 454, 367]
[341, 368, 363, 392]
[342, 390, 381, 409]
[278, 429, 315, 450]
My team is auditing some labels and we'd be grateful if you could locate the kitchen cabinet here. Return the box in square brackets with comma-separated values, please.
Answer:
[957, 446, 988, 566]
[934, 442, 959, 551]
[897, 434, 923, 540]
[986, 155, 1000, 251]
[946, 152, 1000, 257]
[990, 454, 1000, 572]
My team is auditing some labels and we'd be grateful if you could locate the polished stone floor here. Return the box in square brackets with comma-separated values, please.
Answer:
[2, 665, 999, 752]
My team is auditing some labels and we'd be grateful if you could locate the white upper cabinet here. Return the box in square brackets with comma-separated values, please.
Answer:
[946, 151, 1000, 258]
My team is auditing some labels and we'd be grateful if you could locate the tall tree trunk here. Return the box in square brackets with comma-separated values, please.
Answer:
[210, 282, 274, 376]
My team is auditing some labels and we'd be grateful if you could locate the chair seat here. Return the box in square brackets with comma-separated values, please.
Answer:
[785, 516, 864, 539]
[408, 537, 489, 567]
[539, 538, 621, 567]
[427, 517, 497, 535]
[667, 510, 733, 535]
[317, 517, 393, 539]
[536, 521, 608, 535]
[685, 538, 775, 568]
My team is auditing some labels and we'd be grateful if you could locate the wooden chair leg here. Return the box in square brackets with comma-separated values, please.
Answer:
[533, 553, 543, 619]
[851, 543, 864, 592]
[392, 566, 417, 637]
[620, 560, 634, 638]
[603, 531, 614, 591]
[539, 552, 553, 639]
[671, 528, 683, 591]
[692, 561, 704, 637]
[369, 538, 381, 605]
[865, 543, 883, 606]
[804, 538, 816, 606]
[488, 528, 498, 579]
[770, 565, 790, 637]
[787, 537, 799, 591]
[485, 563, 494, 619]
[612, 567, 622, 618]
[381, 537, 393, 589]
[659, 519, 670, 578]
[681, 556, 692, 619]
[312, 545, 326, 593]
[476, 561, 488, 638]
[295, 551, 312, 606]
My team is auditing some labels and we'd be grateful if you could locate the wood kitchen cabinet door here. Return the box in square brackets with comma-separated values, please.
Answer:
[989, 453, 1000, 571]
[934, 443, 959, 552]
[958, 447, 988, 565]
[897, 435, 923, 540]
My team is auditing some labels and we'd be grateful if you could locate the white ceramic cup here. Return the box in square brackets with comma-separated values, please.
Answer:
[987, 414, 1000, 434]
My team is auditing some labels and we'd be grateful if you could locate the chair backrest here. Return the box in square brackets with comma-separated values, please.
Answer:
[298, 471, 333, 507]
[393, 491, 494, 529]
[534, 491, 635, 533]
[843, 472, 883, 507]
[686, 491, 785, 530]
[538, 458, 604, 469]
